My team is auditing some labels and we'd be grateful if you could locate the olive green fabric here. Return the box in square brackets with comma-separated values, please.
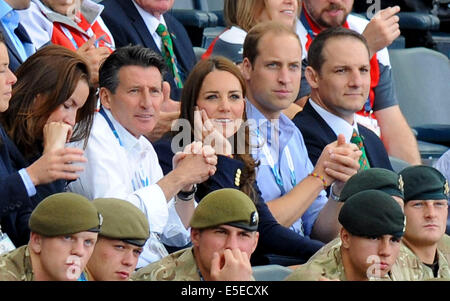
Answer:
[93, 198, 150, 246]
[190, 188, 258, 231]
[29, 192, 101, 237]
[399, 165, 449, 202]
[338, 190, 405, 238]
[339, 168, 404, 202]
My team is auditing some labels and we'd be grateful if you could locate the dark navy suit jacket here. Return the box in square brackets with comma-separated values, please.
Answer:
[292, 100, 393, 170]
[0, 126, 32, 247]
[100, 0, 196, 101]
[0, 126, 64, 247]
[0, 23, 30, 72]
[153, 135, 325, 266]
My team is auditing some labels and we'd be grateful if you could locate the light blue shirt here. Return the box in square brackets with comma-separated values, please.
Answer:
[18, 168, 36, 197]
[246, 100, 327, 237]
[0, 1, 28, 61]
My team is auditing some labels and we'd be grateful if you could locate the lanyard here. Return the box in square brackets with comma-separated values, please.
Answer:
[256, 127, 296, 195]
[99, 108, 149, 190]
[99, 107, 122, 146]
[300, 10, 317, 40]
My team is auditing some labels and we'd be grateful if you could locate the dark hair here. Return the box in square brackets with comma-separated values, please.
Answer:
[308, 27, 370, 73]
[1, 45, 96, 161]
[99, 45, 167, 93]
[0, 31, 4, 44]
[244, 21, 301, 66]
[177, 56, 258, 202]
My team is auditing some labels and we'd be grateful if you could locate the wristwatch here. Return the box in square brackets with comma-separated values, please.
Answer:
[329, 182, 341, 202]
[177, 184, 197, 201]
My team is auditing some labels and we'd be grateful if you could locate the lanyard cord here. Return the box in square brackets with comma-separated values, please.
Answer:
[257, 127, 296, 194]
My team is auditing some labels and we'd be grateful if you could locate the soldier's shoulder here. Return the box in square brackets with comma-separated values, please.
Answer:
[285, 241, 343, 281]
[0, 247, 28, 281]
[131, 248, 195, 281]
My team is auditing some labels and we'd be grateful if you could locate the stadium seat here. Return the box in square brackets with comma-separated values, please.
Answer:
[389, 156, 411, 173]
[252, 264, 293, 281]
[195, 0, 225, 26]
[169, 0, 219, 47]
[389, 47, 450, 161]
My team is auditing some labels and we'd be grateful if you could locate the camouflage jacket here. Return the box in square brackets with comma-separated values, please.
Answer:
[390, 242, 450, 280]
[437, 234, 450, 264]
[131, 247, 201, 281]
[0, 246, 33, 281]
[285, 238, 392, 281]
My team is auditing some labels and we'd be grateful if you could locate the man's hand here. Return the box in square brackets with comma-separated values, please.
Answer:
[210, 249, 253, 281]
[363, 6, 401, 58]
[314, 134, 361, 186]
[172, 141, 217, 191]
[77, 35, 111, 87]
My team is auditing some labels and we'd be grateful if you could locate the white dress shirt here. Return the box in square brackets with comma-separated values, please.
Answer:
[132, 0, 167, 51]
[67, 108, 190, 267]
[309, 99, 360, 142]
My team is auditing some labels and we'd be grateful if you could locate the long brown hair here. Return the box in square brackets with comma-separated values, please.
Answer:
[1, 45, 96, 161]
[177, 56, 259, 202]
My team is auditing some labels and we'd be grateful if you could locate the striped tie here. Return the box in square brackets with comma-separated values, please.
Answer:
[351, 129, 370, 170]
[156, 23, 183, 88]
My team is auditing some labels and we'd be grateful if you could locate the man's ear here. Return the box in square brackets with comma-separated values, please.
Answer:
[305, 66, 320, 89]
[340, 228, 351, 249]
[99, 87, 112, 109]
[191, 229, 201, 248]
[29, 232, 43, 254]
[241, 58, 252, 81]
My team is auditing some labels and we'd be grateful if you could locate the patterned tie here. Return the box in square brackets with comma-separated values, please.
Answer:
[156, 23, 183, 88]
[351, 129, 370, 170]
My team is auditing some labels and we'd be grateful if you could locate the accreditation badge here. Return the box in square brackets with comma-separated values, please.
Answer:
[0, 232, 15, 255]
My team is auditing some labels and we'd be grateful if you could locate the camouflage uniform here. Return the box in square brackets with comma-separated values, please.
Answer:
[437, 234, 450, 264]
[131, 247, 201, 281]
[0, 246, 33, 281]
[285, 238, 392, 281]
[390, 243, 450, 280]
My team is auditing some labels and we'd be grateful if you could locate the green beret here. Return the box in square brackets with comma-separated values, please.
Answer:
[338, 190, 405, 238]
[399, 165, 449, 202]
[190, 188, 259, 231]
[93, 198, 150, 247]
[339, 168, 404, 202]
[29, 192, 102, 237]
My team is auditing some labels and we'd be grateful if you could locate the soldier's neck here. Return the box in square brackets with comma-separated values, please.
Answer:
[29, 250, 51, 281]
[402, 239, 438, 265]
[340, 247, 369, 281]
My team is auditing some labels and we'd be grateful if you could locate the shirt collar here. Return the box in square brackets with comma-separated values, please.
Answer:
[309, 98, 358, 143]
[33, 0, 103, 24]
[0, 1, 13, 20]
[246, 99, 295, 149]
[0, 3, 19, 28]
[101, 108, 147, 152]
[132, 0, 166, 35]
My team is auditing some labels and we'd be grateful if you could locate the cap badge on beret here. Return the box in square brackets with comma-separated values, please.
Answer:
[250, 211, 259, 227]
[402, 216, 407, 233]
[98, 213, 103, 227]
[398, 175, 404, 193]
[445, 180, 449, 197]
